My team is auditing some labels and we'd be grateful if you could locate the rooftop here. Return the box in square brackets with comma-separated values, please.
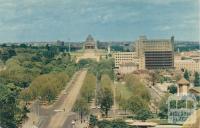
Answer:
[177, 77, 190, 85]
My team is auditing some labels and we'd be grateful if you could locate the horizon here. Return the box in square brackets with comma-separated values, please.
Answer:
[0, 0, 199, 42]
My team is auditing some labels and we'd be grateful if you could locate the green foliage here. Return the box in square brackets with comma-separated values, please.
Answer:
[97, 75, 113, 117]
[99, 88, 113, 117]
[0, 84, 17, 128]
[134, 107, 151, 121]
[125, 74, 151, 102]
[89, 115, 98, 127]
[80, 73, 96, 102]
[122, 74, 152, 120]
[118, 98, 129, 115]
[42, 46, 59, 59]
[194, 72, 200, 87]
[158, 94, 170, 119]
[97, 119, 134, 128]
[73, 72, 96, 121]
[73, 98, 89, 123]
[28, 72, 68, 102]
[78, 59, 97, 69]
[0, 46, 78, 126]
[184, 70, 190, 81]
[167, 85, 177, 94]
[0, 48, 16, 63]
[96, 59, 114, 80]
[128, 96, 148, 114]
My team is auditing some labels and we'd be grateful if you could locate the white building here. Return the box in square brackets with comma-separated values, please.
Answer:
[113, 52, 138, 68]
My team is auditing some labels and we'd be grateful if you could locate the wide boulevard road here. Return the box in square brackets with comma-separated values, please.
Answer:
[23, 70, 87, 128]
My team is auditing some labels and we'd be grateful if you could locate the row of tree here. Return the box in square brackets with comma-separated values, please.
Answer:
[20, 72, 69, 103]
[116, 74, 151, 121]
[98, 75, 114, 117]
[73, 73, 96, 122]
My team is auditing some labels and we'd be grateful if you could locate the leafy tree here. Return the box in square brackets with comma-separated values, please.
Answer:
[99, 88, 113, 117]
[89, 115, 98, 127]
[19, 44, 27, 48]
[119, 98, 129, 115]
[125, 74, 151, 102]
[81, 73, 96, 103]
[73, 98, 89, 123]
[97, 119, 133, 128]
[96, 59, 114, 80]
[167, 85, 177, 94]
[158, 94, 170, 119]
[184, 70, 190, 81]
[29, 72, 68, 102]
[0, 84, 17, 128]
[194, 72, 200, 87]
[134, 107, 151, 121]
[20, 88, 32, 105]
[128, 96, 148, 114]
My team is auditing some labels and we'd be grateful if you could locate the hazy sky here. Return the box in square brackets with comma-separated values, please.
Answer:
[0, 0, 199, 42]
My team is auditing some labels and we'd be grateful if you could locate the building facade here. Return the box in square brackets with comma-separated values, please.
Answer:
[84, 35, 97, 50]
[113, 52, 138, 68]
[135, 36, 174, 70]
[175, 59, 200, 73]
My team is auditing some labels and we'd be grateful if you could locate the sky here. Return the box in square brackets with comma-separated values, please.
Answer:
[0, 0, 199, 42]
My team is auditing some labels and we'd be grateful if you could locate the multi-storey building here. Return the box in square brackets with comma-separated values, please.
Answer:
[113, 52, 138, 68]
[135, 36, 174, 70]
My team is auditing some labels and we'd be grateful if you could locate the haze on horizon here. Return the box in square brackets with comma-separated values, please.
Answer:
[0, 0, 199, 42]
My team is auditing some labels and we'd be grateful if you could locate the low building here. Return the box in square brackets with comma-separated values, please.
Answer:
[175, 59, 200, 73]
[118, 62, 138, 74]
[177, 77, 190, 96]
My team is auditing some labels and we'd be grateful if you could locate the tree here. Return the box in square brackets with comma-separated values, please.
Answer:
[184, 70, 190, 81]
[73, 98, 89, 123]
[29, 72, 68, 102]
[194, 72, 200, 87]
[158, 94, 170, 119]
[0, 84, 17, 128]
[135, 107, 151, 121]
[119, 98, 129, 115]
[125, 74, 151, 102]
[97, 119, 131, 128]
[81, 73, 96, 103]
[167, 85, 177, 94]
[89, 115, 98, 128]
[128, 96, 148, 114]
[99, 88, 113, 117]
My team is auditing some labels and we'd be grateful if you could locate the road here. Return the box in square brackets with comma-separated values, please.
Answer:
[44, 70, 87, 128]
[22, 70, 87, 128]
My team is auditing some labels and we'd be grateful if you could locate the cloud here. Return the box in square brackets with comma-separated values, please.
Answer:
[0, 0, 198, 41]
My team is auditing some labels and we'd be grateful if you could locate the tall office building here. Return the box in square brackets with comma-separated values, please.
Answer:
[135, 36, 174, 70]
